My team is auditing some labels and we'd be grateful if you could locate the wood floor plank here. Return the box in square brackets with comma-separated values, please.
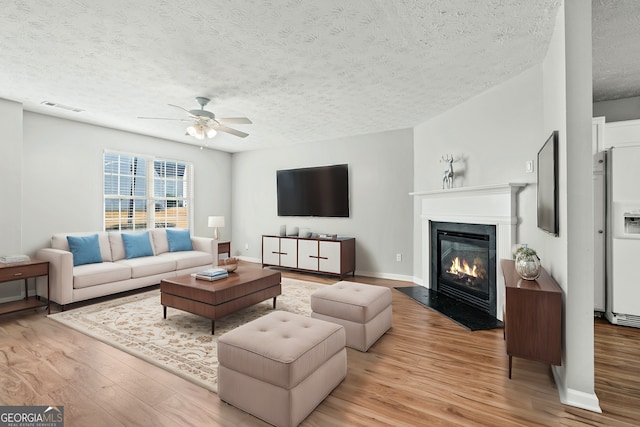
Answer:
[0, 262, 639, 426]
[46, 385, 125, 427]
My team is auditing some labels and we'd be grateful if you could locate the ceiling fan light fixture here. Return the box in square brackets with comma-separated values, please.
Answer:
[141, 97, 250, 140]
[187, 124, 205, 140]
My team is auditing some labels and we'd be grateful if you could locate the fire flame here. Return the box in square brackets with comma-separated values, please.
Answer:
[449, 257, 479, 278]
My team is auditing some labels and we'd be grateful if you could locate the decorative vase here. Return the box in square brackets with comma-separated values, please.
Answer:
[515, 250, 541, 280]
[219, 257, 238, 272]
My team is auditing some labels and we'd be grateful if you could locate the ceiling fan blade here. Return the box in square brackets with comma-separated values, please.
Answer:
[217, 125, 249, 138]
[217, 117, 252, 125]
[168, 104, 198, 117]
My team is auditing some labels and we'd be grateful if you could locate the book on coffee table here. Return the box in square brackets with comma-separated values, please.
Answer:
[191, 267, 228, 281]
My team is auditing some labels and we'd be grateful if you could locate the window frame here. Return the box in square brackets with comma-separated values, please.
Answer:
[103, 150, 194, 232]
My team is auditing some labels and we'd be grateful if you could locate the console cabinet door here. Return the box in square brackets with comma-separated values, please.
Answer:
[297, 240, 319, 271]
[319, 241, 341, 274]
[279, 238, 298, 268]
[262, 236, 280, 265]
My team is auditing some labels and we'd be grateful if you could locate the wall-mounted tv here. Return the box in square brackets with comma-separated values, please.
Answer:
[537, 131, 559, 236]
[277, 164, 349, 217]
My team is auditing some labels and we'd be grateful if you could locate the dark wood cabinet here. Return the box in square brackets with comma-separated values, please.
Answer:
[501, 259, 562, 378]
[262, 235, 355, 278]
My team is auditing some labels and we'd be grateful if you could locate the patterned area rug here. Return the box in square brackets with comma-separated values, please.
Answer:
[48, 278, 325, 393]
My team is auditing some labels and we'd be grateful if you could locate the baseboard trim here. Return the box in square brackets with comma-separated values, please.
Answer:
[355, 271, 414, 283]
[0, 289, 36, 304]
[238, 259, 416, 283]
[412, 276, 425, 286]
[0, 294, 24, 304]
[552, 366, 602, 413]
[237, 256, 262, 264]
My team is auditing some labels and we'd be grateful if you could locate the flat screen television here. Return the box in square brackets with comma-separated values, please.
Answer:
[277, 164, 349, 217]
[537, 131, 559, 236]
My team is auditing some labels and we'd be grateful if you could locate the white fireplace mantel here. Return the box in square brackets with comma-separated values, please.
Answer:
[410, 183, 526, 199]
[411, 183, 527, 321]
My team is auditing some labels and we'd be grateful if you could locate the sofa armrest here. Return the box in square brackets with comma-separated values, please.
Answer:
[36, 248, 74, 306]
[191, 236, 219, 260]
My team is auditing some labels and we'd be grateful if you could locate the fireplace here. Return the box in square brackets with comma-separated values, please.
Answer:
[412, 183, 526, 321]
[431, 222, 497, 317]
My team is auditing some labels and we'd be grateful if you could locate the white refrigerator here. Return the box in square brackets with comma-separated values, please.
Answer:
[606, 145, 640, 327]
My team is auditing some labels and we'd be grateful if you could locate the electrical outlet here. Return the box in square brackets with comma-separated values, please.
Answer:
[396, 253, 402, 262]
[245, 243, 249, 251]
[525, 160, 534, 173]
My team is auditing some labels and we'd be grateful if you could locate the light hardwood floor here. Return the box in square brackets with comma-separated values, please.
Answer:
[1, 265, 639, 426]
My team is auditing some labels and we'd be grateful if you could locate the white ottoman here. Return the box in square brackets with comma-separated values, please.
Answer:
[217, 311, 346, 427]
[310, 281, 392, 352]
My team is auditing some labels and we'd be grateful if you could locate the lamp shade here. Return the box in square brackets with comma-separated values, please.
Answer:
[208, 216, 225, 228]
[208, 216, 224, 240]
[187, 124, 205, 140]
[205, 127, 217, 138]
[187, 124, 217, 140]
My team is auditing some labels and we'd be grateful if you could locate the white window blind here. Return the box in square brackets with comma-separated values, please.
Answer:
[103, 152, 193, 231]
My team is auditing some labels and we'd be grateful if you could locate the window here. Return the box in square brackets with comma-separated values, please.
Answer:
[104, 152, 192, 231]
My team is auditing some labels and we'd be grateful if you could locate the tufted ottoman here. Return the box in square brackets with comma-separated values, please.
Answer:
[310, 281, 392, 352]
[217, 310, 346, 427]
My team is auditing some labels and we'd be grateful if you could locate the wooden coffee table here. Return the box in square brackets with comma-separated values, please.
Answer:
[160, 266, 281, 334]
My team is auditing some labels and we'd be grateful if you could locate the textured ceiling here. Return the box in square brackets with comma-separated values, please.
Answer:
[0, 0, 578, 152]
[592, 0, 640, 102]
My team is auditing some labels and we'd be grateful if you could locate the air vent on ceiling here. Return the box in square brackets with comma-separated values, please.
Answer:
[40, 101, 84, 113]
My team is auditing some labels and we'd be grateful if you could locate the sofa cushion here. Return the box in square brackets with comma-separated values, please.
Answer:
[121, 232, 154, 259]
[116, 256, 176, 278]
[166, 229, 193, 252]
[67, 234, 103, 267]
[150, 228, 169, 255]
[73, 262, 131, 289]
[52, 232, 112, 262]
[158, 251, 214, 270]
[108, 232, 126, 261]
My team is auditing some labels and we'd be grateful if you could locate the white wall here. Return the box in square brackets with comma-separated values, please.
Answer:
[0, 99, 24, 254]
[537, 0, 568, 284]
[593, 96, 640, 122]
[535, 1, 599, 412]
[553, 0, 599, 411]
[231, 129, 414, 279]
[20, 112, 232, 256]
[413, 66, 544, 281]
[0, 99, 26, 300]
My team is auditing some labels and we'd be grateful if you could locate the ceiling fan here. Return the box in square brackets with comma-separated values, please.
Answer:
[138, 97, 252, 139]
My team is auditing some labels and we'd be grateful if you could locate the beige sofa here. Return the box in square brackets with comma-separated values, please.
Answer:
[36, 229, 217, 309]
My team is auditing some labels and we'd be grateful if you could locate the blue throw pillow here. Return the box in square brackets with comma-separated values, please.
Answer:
[166, 229, 193, 252]
[121, 232, 154, 259]
[67, 234, 103, 267]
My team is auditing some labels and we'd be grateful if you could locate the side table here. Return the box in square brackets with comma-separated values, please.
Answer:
[0, 259, 50, 315]
[218, 241, 231, 258]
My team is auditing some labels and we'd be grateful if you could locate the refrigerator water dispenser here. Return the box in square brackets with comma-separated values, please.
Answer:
[624, 212, 640, 234]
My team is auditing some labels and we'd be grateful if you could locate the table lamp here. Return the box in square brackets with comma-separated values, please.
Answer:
[208, 216, 225, 240]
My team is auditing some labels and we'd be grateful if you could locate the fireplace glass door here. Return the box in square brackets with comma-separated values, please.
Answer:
[438, 230, 490, 306]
